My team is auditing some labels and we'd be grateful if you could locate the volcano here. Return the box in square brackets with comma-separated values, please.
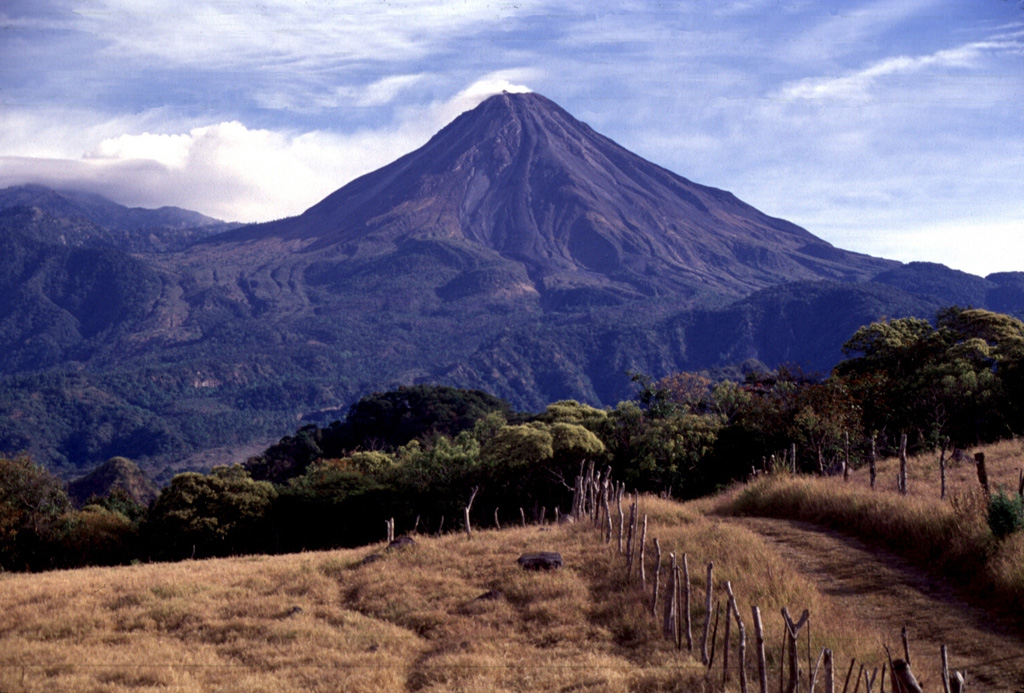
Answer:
[210, 91, 894, 310]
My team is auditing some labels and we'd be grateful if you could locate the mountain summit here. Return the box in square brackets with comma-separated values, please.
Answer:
[219, 92, 893, 306]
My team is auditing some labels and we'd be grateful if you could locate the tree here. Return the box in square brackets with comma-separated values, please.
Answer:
[0, 455, 73, 571]
[148, 465, 277, 559]
[274, 460, 389, 550]
[837, 308, 1024, 448]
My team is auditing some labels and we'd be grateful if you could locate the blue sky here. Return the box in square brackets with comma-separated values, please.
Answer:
[1, 0, 1021, 276]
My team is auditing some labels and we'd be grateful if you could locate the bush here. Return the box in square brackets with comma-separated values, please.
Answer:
[987, 489, 1024, 539]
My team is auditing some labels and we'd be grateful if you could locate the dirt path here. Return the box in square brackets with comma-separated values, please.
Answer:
[724, 516, 1024, 692]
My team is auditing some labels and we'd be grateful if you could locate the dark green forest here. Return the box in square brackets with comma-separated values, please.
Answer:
[2, 307, 1023, 572]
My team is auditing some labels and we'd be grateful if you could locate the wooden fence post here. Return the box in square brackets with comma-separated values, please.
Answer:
[604, 487, 613, 544]
[701, 561, 714, 665]
[651, 538, 662, 618]
[791, 443, 797, 474]
[625, 500, 637, 576]
[663, 553, 677, 641]
[683, 552, 693, 650]
[723, 580, 745, 688]
[901, 624, 911, 667]
[939, 437, 949, 500]
[941, 644, 951, 693]
[464, 486, 479, 539]
[869, 434, 877, 490]
[898, 433, 908, 495]
[975, 452, 990, 497]
[519, 507, 525, 528]
[752, 606, 768, 693]
[494, 507, 500, 531]
[723, 592, 732, 685]
[639, 514, 648, 589]
[781, 607, 810, 693]
[617, 492, 625, 554]
[824, 648, 834, 693]
[842, 658, 855, 693]
[843, 431, 850, 482]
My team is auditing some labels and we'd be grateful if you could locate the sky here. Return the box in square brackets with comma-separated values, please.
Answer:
[1, 0, 1021, 277]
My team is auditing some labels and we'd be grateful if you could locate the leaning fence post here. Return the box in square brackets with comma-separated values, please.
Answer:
[752, 606, 768, 693]
[464, 486, 479, 539]
[901, 625, 911, 667]
[723, 591, 732, 685]
[809, 647, 826, 693]
[842, 658, 856, 693]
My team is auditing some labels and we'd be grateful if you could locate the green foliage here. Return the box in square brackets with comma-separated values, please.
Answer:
[148, 465, 277, 559]
[838, 308, 1024, 449]
[273, 461, 389, 550]
[0, 455, 73, 571]
[987, 489, 1024, 539]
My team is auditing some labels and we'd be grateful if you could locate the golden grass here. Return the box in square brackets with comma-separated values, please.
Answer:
[0, 491, 941, 692]
[719, 439, 1024, 614]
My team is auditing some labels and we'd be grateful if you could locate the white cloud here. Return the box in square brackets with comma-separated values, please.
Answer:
[0, 73, 539, 222]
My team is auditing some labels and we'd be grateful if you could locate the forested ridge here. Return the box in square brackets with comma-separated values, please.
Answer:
[3, 306, 1023, 573]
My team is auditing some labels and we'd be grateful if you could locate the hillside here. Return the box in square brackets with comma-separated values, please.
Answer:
[0, 185, 233, 252]
[2, 94, 1023, 477]
[3, 462, 1021, 692]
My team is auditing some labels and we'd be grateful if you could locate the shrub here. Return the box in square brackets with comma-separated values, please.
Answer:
[987, 488, 1024, 539]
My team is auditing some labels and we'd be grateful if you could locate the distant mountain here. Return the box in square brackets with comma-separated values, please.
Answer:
[0, 185, 236, 252]
[0, 93, 1020, 478]
[67, 456, 160, 507]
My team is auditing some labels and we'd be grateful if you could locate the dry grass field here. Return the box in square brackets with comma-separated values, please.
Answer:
[1, 441, 1021, 691]
[722, 438, 1024, 615]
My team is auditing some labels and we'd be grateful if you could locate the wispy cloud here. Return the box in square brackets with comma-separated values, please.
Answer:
[779, 35, 1022, 100]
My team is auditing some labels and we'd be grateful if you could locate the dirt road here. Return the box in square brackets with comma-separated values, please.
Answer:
[725, 516, 1024, 692]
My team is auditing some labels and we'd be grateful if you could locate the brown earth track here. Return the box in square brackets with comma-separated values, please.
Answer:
[725, 516, 1024, 692]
